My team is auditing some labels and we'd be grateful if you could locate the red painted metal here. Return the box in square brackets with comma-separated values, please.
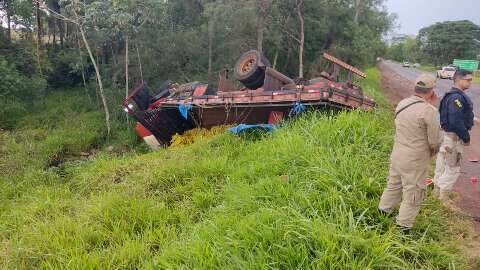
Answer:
[123, 51, 376, 146]
[135, 122, 152, 138]
[323, 53, 367, 78]
[193, 85, 208, 97]
[268, 111, 284, 124]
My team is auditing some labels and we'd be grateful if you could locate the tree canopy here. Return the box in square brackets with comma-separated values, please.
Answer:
[0, 0, 395, 132]
[417, 20, 480, 65]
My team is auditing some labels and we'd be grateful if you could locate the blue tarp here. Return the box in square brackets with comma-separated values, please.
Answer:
[228, 124, 276, 134]
[178, 103, 192, 120]
[289, 101, 306, 116]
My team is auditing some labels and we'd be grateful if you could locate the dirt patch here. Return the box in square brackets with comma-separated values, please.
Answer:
[378, 62, 414, 104]
[455, 126, 480, 232]
[46, 148, 98, 169]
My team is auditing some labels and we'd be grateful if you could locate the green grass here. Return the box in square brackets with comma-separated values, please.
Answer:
[417, 65, 437, 73]
[0, 72, 471, 269]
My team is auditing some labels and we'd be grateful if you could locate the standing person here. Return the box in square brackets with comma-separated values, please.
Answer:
[379, 74, 442, 230]
[433, 69, 474, 203]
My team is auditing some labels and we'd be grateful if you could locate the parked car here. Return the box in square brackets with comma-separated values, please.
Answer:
[402, 61, 410, 67]
[437, 66, 457, 79]
[413, 63, 420, 68]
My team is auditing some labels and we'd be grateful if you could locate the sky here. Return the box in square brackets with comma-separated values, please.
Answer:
[386, 0, 480, 35]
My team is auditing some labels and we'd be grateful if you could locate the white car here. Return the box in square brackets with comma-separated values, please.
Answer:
[437, 66, 456, 79]
[402, 61, 410, 68]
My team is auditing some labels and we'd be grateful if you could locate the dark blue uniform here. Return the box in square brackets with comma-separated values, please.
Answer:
[439, 88, 474, 143]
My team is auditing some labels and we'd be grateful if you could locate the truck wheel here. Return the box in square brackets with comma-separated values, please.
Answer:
[234, 50, 271, 89]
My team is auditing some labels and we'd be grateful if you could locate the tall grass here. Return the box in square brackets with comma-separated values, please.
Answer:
[417, 65, 438, 73]
[0, 70, 470, 269]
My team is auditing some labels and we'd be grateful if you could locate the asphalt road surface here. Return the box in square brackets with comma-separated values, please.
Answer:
[382, 60, 480, 116]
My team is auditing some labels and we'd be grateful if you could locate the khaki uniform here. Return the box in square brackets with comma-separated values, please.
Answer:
[379, 95, 442, 228]
[433, 133, 464, 192]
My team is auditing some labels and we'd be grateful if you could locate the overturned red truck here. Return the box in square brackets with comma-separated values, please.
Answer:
[124, 50, 376, 148]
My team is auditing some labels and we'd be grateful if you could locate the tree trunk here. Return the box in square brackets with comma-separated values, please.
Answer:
[256, 0, 272, 54]
[79, 26, 111, 135]
[53, 21, 57, 48]
[36, 1, 42, 44]
[6, 0, 11, 43]
[136, 42, 144, 83]
[35, 2, 43, 75]
[110, 43, 118, 86]
[273, 49, 279, 70]
[65, 22, 69, 45]
[297, 0, 304, 78]
[77, 34, 91, 102]
[102, 45, 108, 65]
[110, 43, 117, 66]
[354, 0, 361, 25]
[208, 16, 215, 75]
[322, 34, 333, 50]
[283, 47, 291, 72]
[58, 19, 64, 47]
[125, 36, 129, 124]
[256, 13, 265, 53]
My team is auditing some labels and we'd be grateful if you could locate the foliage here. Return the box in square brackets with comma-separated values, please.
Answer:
[0, 56, 47, 128]
[386, 20, 480, 69]
[386, 36, 423, 63]
[267, 0, 393, 76]
[2, 0, 396, 133]
[417, 20, 480, 66]
[47, 48, 91, 87]
[0, 56, 33, 98]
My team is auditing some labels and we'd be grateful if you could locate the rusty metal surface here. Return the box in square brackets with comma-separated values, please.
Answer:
[218, 69, 236, 92]
[265, 67, 295, 85]
[323, 53, 367, 78]
[124, 50, 375, 146]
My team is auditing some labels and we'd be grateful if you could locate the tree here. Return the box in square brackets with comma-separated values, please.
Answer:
[2, 0, 395, 135]
[4, 0, 11, 43]
[255, 0, 272, 54]
[296, 0, 304, 78]
[271, 0, 305, 78]
[38, 0, 112, 135]
[418, 20, 480, 65]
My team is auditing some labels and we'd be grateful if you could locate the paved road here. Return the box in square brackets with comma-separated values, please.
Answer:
[382, 60, 480, 116]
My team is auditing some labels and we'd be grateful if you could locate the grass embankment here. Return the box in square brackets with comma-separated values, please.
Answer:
[0, 71, 473, 269]
[417, 65, 437, 73]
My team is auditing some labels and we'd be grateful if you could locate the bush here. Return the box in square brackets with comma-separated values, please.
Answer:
[47, 48, 91, 88]
[0, 56, 46, 100]
[0, 56, 46, 128]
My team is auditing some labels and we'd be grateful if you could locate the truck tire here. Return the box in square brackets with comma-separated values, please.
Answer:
[234, 50, 271, 89]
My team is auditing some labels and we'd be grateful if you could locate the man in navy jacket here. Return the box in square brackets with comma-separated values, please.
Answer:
[433, 69, 474, 203]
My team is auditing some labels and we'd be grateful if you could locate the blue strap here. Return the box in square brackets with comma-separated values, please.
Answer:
[178, 103, 192, 120]
[290, 101, 306, 116]
[228, 124, 276, 134]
